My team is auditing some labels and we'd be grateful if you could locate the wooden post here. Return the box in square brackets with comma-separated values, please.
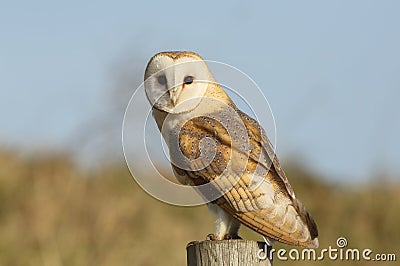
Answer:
[187, 240, 272, 266]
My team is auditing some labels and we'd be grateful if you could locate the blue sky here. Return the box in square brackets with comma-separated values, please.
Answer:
[1, 1, 399, 182]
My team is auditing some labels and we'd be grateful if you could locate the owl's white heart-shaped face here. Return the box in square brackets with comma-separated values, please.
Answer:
[144, 51, 214, 114]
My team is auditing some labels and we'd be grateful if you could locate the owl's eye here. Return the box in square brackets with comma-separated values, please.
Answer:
[157, 75, 167, 85]
[183, 75, 194, 85]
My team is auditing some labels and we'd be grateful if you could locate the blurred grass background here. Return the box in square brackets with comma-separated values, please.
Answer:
[1, 148, 398, 265]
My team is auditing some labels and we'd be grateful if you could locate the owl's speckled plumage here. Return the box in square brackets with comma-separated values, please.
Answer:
[144, 51, 319, 248]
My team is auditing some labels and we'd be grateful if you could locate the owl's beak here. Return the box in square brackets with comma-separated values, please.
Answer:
[169, 86, 181, 107]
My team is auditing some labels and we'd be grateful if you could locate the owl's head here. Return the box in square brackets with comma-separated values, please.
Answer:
[144, 51, 214, 113]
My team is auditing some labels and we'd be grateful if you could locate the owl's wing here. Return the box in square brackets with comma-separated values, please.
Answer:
[174, 110, 318, 248]
[224, 110, 318, 247]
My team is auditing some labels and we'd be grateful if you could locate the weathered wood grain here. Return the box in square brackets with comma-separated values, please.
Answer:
[187, 240, 272, 266]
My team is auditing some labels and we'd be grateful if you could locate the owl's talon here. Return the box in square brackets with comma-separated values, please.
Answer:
[223, 234, 242, 240]
[206, 233, 217, 240]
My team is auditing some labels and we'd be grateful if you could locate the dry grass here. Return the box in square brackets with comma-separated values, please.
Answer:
[0, 149, 398, 265]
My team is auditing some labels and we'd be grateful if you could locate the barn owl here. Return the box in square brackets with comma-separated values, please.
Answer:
[144, 51, 319, 248]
